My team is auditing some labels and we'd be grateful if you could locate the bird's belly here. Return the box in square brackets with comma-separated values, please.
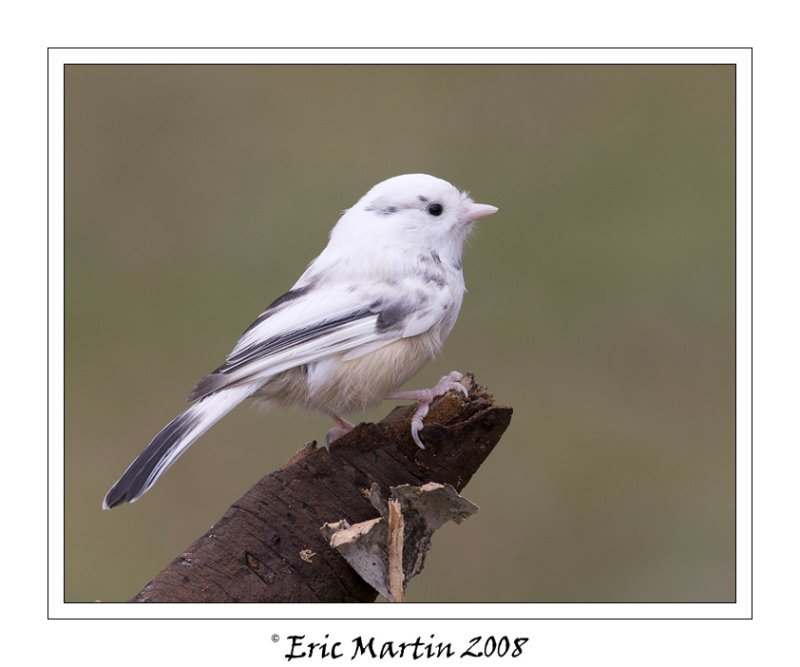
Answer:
[254, 335, 439, 416]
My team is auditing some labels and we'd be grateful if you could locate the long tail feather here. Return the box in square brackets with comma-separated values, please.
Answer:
[102, 384, 259, 509]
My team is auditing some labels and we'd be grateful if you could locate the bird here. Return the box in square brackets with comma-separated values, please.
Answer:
[102, 174, 498, 509]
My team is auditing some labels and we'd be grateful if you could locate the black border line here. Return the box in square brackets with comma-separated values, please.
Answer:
[47, 45, 51, 620]
[49, 46, 749, 49]
[49, 47, 753, 621]
[750, 46, 754, 619]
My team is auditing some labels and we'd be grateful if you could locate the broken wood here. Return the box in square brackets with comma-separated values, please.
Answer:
[131, 374, 512, 602]
[321, 482, 480, 602]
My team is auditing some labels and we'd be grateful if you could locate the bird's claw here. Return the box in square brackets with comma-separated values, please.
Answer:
[394, 370, 469, 449]
[441, 370, 469, 399]
[409, 403, 430, 449]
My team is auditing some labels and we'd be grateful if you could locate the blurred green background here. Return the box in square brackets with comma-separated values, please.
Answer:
[65, 64, 735, 603]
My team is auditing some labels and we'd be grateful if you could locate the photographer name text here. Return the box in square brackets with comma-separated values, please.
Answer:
[283, 634, 529, 661]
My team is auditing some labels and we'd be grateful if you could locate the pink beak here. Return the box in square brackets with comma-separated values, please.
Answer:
[466, 202, 499, 221]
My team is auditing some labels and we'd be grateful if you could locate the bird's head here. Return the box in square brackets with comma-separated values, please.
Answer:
[331, 174, 498, 261]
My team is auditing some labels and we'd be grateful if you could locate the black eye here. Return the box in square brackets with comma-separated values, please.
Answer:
[427, 202, 443, 216]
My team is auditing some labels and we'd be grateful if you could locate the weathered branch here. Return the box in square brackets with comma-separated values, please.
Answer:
[131, 374, 512, 602]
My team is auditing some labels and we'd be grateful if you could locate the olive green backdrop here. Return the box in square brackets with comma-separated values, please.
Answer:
[65, 64, 735, 603]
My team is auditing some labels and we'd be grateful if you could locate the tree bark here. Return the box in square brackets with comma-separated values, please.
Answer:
[131, 374, 512, 602]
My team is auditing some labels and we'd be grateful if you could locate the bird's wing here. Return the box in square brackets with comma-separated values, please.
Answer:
[188, 279, 446, 400]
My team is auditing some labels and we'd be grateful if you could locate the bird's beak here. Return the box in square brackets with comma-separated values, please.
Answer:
[465, 203, 499, 221]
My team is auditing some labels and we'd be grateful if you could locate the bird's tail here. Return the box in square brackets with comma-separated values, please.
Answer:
[102, 383, 259, 509]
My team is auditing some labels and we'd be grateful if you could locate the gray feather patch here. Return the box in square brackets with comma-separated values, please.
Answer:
[374, 301, 414, 333]
[423, 272, 446, 288]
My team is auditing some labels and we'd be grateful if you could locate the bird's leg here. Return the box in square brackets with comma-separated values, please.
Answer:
[324, 412, 355, 452]
[386, 371, 469, 449]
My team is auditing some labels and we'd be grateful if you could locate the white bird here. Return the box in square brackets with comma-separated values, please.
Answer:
[103, 174, 498, 509]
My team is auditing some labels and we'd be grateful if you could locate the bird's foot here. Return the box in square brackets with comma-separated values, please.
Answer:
[387, 371, 469, 449]
[324, 413, 355, 452]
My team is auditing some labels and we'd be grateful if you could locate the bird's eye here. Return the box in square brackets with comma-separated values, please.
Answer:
[427, 203, 444, 216]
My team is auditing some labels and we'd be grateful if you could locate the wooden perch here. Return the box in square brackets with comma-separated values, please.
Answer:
[131, 374, 512, 603]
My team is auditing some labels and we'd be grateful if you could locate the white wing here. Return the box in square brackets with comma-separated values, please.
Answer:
[188, 278, 450, 400]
